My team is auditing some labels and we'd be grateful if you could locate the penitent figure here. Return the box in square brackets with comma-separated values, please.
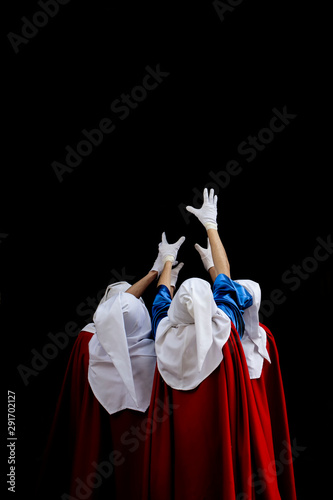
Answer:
[36, 236, 184, 500]
[142, 189, 297, 500]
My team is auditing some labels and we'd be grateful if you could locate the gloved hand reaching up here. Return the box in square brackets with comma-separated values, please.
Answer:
[194, 238, 214, 272]
[154, 232, 185, 295]
[187, 187, 230, 279]
[186, 188, 218, 230]
[157, 232, 186, 264]
[170, 262, 184, 288]
[151, 232, 186, 276]
[194, 238, 218, 282]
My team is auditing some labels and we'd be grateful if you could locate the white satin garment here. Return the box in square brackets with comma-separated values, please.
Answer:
[155, 278, 231, 391]
[235, 279, 271, 379]
[88, 289, 156, 415]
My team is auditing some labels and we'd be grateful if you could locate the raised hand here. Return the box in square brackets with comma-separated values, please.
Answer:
[158, 232, 186, 264]
[170, 262, 184, 288]
[194, 238, 214, 271]
[186, 188, 218, 230]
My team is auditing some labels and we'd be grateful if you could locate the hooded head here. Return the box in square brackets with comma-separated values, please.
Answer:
[155, 277, 231, 390]
[169, 278, 216, 323]
[168, 278, 218, 371]
[93, 281, 144, 324]
[93, 289, 151, 405]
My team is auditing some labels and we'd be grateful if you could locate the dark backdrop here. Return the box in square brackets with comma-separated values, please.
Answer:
[2, 1, 331, 499]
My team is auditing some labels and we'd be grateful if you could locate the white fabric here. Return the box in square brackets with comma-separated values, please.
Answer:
[88, 290, 156, 415]
[86, 281, 141, 332]
[155, 278, 231, 391]
[81, 322, 96, 334]
[93, 281, 143, 321]
[158, 232, 186, 264]
[186, 188, 218, 229]
[194, 238, 214, 271]
[235, 279, 271, 379]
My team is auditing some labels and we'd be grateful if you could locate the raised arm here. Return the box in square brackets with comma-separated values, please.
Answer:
[156, 232, 185, 297]
[157, 261, 173, 292]
[125, 231, 184, 299]
[125, 270, 158, 299]
[207, 228, 230, 278]
[187, 188, 231, 279]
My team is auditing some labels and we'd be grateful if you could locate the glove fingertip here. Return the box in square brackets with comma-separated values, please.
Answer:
[203, 188, 208, 202]
[186, 205, 195, 214]
[176, 235, 185, 246]
[210, 189, 216, 204]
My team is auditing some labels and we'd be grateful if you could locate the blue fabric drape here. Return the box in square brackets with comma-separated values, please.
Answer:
[213, 274, 253, 338]
[151, 285, 172, 339]
[151, 275, 253, 339]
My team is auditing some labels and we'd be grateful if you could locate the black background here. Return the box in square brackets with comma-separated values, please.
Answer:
[2, 1, 332, 499]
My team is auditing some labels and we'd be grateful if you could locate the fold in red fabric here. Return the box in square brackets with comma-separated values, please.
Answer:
[37, 326, 297, 500]
[36, 331, 149, 500]
[142, 324, 297, 500]
[250, 325, 297, 500]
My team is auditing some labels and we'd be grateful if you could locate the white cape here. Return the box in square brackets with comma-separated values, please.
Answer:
[155, 278, 231, 391]
[87, 286, 156, 415]
[235, 279, 271, 379]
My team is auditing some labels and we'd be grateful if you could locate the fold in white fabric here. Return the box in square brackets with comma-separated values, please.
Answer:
[84, 282, 134, 334]
[235, 279, 271, 379]
[81, 322, 96, 334]
[155, 278, 231, 391]
[88, 289, 156, 415]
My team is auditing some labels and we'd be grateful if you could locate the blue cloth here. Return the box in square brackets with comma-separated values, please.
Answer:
[151, 285, 172, 339]
[151, 276, 253, 339]
[213, 274, 253, 338]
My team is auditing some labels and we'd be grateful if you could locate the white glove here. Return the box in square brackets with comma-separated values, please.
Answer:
[194, 238, 214, 271]
[151, 232, 186, 273]
[151, 258, 180, 277]
[170, 262, 184, 288]
[150, 251, 164, 276]
[186, 188, 218, 230]
[158, 232, 186, 264]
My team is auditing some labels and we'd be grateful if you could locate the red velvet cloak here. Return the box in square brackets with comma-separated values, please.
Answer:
[36, 330, 149, 500]
[142, 324, 297, 500]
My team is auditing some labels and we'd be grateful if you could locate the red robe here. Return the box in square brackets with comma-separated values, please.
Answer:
[142, 324, 297, 500]
[36, 330, 149, 500]
[250, 325, 298, 500]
